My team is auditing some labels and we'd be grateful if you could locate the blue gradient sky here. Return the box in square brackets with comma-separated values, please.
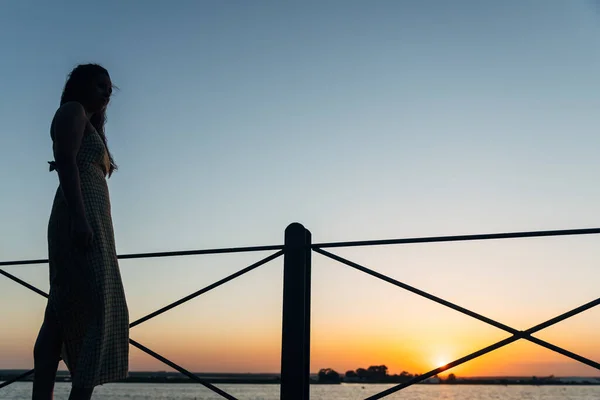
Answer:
[1, 1, 600, 376]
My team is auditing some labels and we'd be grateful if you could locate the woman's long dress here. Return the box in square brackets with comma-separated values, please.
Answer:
[47, 125, 129, 388]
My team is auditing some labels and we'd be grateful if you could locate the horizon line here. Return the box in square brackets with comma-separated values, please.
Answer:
[2, 369, 600, 379]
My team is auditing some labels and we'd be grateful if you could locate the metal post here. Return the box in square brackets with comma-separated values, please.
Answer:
[280, 223, 312, 400]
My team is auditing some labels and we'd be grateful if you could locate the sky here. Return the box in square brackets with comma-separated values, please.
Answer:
[1, 0, 600, 378]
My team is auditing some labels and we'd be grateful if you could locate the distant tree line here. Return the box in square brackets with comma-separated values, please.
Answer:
[316, 368, 600, 386]
[317, 365, 420, 384]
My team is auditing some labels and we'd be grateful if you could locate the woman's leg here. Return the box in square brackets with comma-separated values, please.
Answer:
[32, 305, 62, 400]
[68, 387, 94, 400]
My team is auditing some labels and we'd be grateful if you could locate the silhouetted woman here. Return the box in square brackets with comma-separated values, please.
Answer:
[33, 64, 129, 400]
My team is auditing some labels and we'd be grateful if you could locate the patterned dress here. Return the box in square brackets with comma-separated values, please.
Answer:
[47, 124, 129, 388]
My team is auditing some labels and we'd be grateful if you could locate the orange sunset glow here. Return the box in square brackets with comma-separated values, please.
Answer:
[2, 235, 600, 379]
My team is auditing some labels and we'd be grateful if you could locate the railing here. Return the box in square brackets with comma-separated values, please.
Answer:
[1, 223, 600, 400]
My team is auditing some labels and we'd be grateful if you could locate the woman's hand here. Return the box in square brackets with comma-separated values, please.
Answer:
[71, 216, 94, 250]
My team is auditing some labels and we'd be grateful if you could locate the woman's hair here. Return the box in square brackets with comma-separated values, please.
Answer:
[60, 63, 117, 176]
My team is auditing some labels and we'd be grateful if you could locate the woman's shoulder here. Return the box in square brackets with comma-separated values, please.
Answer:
[54, 101, 86, 119]
[50, 101, 88, 140]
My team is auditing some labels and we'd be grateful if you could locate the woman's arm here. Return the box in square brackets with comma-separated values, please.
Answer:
[51, 101, 88, 220]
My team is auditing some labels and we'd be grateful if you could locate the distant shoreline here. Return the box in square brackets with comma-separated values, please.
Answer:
[2, 370, 600, 386]
[3, 380, 600, 386]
